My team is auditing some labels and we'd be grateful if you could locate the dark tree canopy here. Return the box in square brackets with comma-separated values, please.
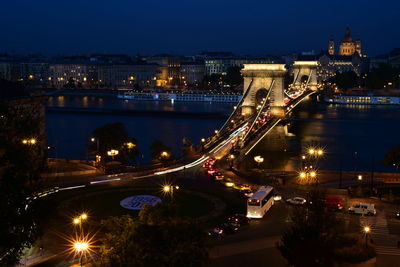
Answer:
[0, 102, 44, 265]
[278, 190, 344, 266]
[201, 74, 223, 89]
[383, 145, 400, 169]
[150, 140, 173, 163]
[97, 203, 209, 267]
[0, 79, 25, 99]
[329, 71, 359, 90]
[224, 66, 243, 87]
[90, 122, 139, 164]
[365, 64, 400, 90]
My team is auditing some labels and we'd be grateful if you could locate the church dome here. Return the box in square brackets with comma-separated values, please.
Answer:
[342, 26, 353, 42]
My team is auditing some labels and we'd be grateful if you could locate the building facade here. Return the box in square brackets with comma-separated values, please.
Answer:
[180, 62, 205, 86]
[204, 57, 274, 76]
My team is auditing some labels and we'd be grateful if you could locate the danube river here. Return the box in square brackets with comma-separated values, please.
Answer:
[46, 95, 400, 172]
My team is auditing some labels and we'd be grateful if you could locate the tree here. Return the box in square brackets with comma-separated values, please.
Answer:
[0, 101, 45, 265]
[150, 140, 173, 163]
[224, 66, 243, 87]
[278, 190, 344, 266]
[97, 203, 209, 267]
[202, 74, 223, 89]
[365, 64, 400, 90]
[383, 145, 400, 169]
[328, 71, 359, 90]
[90, 122, 139, 164]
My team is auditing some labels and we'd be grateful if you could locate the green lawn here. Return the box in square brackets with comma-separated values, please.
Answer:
[63, 188, 214, 220]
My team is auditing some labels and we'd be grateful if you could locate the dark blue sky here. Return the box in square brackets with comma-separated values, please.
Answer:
[1, 0, 399, 56]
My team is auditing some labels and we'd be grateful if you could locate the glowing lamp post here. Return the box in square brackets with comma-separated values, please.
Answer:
[298, 170, 318, 185]
[162, 184, 180, 199]
[73, 240, 89, 267]
[254, 155, 264, 167]
[22, 138, 37, 145]
[73, 213, 88, 228]
[107, 149, 119, 159]
[90, 137, 99, 152]
[125, 142, 136, 150]
[364, 226, 370, 247]
[307, 147, 324, 157]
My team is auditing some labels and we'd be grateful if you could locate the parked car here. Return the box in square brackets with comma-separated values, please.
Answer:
[348, 203, 376, 216]
[273, 194, 282, 201]
[208, 227, 225, 238]
[325, 195, 343, 211]
[286, 197, 307, 205]
[228, 214, 250, 225]
[208, 223, 239, 237]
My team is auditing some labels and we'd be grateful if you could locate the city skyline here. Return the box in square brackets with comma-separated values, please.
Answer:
[1, 0, 399, 56]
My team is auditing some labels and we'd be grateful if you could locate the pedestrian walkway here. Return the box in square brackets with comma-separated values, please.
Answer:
[360, 210, 400, 256]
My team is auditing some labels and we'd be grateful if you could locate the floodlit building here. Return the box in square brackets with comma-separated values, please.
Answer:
[329, 26, 362, 56]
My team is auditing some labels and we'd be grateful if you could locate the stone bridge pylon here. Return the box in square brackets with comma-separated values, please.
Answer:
[291, 61, 318, 90]
[241, 64, 287, 117]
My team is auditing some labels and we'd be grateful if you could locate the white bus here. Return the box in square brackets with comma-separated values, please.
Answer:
[246, 186, 275, 219]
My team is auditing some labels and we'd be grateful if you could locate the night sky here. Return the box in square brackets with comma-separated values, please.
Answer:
[1, 0, 399, 56]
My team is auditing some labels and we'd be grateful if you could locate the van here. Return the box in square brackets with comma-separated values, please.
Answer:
[348, 203, 376, 216]
[325, 196, 343, 211]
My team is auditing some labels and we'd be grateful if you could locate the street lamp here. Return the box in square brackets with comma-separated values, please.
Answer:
[162, 184, 180, 199]
[107, 149, 119, 159]
[73, 240, 90, 267]
[73, 217, 81, 225]
[307, 147, 324, 157]
[73, 213, 88, 227]
[90, 137, 99, 153]
[364, 226, 370, 247]
[80, 213, 88, 221]
[298, 170, 318, 185]
[125, 142, 136, 149]
[22, 138, 37, 145]
[358, 174, 363, 181]
[254, 155, 264, 167]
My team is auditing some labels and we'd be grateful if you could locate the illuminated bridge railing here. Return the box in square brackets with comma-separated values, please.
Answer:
[240, 89, 316, 156]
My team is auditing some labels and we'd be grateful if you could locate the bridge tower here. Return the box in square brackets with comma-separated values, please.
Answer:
[291, 61, 318, 90]
[241, 64, 287, 117]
